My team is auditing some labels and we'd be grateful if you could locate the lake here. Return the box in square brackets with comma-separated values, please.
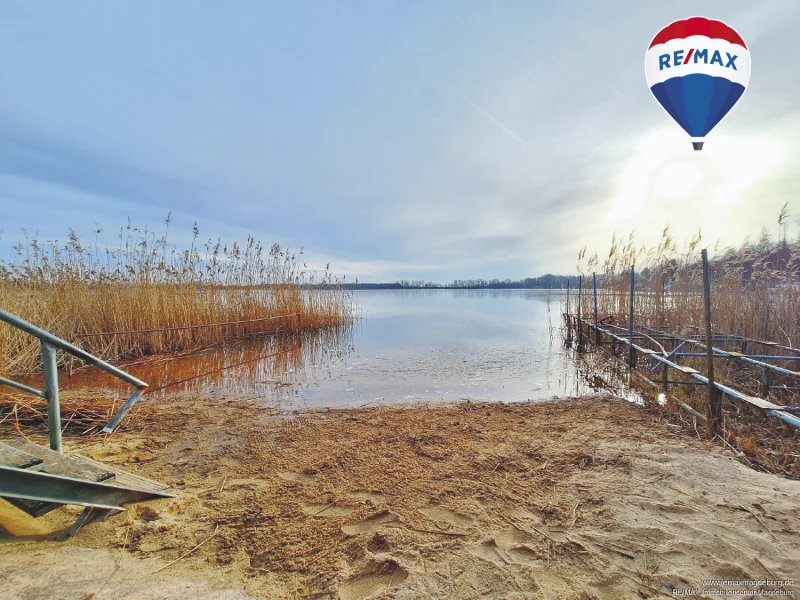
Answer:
[54, 289, 609, 410]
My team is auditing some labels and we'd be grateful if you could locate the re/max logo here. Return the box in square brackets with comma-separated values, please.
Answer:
[658, 49, 738, 70]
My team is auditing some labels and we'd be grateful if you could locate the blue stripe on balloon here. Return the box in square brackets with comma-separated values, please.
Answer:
[682, 75, 715, 136]
[703, 77, 744, 134]
[658, 77, 693, 136]
[650, 74, 745, 138]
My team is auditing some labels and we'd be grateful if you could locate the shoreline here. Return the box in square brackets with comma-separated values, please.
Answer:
[2, 394, 799, 599]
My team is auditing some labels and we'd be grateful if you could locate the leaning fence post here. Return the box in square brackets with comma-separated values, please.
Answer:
[702, 249, 722, 436]
[41, 341, 63, 453]
[628, 265, 636, 368]
[592, 272, 599, 345]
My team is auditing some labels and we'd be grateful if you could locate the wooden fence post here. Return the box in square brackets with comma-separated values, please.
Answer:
[628, 265, 636, 368]
[592, 272, 600, 345]
[702, 249, 722, 436]
[577, 275, 583, 345]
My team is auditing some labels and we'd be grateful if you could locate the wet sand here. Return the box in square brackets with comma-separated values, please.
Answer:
[1, 395, 799, 599]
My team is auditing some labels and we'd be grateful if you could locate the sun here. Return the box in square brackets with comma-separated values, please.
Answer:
[606, 128, 784, 224]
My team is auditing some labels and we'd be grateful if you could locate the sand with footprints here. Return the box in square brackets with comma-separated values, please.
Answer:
[2, 395, 799, 599]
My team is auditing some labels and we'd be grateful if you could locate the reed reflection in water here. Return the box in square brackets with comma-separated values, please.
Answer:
[26, 325, 356, 408]
[44, 289, 628, 411]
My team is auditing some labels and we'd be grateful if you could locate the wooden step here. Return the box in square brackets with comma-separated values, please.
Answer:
[1, 438, 173, 518]
[0, 442, 43, 470]
[0, 465, 175, 518]
[2, 438, 115, 517]
[5, 439, 115, 482]
[69, 454, 171, 494]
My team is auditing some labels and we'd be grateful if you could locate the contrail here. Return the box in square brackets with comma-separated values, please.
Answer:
[434, 77, 529, 148]
[336, 2, 529, 148]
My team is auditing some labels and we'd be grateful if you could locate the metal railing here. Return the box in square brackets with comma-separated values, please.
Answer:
[563, 262, 800, 433]
[0, 308, 148, 453]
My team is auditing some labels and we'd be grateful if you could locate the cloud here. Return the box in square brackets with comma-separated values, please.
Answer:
[0, 130, 212, 212]
[1, 1, 799, 282]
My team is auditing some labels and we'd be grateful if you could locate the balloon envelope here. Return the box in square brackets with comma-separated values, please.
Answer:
[645, 17, 750, 150]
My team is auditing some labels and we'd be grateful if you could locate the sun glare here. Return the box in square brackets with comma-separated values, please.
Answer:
[607, 128, 784, 225]
[652, 160, 702, 199]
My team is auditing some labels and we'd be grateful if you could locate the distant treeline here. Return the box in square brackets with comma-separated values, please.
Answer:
[341, 274, 579, 290]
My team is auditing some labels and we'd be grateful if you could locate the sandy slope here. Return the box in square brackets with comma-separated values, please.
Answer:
[1, 396, 798, 599]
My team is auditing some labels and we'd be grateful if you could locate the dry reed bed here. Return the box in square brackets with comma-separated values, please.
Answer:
[575, 227, 798, 354]
[569, 226, 799, 476]
[0, 218, 354, 376]
[0, 390, 161, 439]
[658, 378, 799, 478]
[573, 227, 799, 398]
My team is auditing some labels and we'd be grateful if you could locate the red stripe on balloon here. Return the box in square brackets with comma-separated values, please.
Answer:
[648, 17, 747, 49]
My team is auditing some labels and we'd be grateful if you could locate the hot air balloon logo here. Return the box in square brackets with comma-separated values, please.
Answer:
[645, 16, 750, 150]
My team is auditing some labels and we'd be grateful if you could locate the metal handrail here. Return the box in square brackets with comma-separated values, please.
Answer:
[0, 308, 148, 452]
[576, 316, 800, 429]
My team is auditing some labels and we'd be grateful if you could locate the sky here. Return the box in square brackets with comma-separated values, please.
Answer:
[2, 1, 799, 282]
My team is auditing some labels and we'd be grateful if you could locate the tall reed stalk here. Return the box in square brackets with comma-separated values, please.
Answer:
[0, 216, 354, 376]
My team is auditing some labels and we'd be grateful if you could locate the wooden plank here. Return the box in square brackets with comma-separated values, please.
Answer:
[6, 439, 115, 482]
[1, 450, 172, 518]
[0, 442, 42, 470]
[71, 454, 172, 493]
[0, 443, 61, 515]
[0, 465, 172, 511]
[740, 395, 782, 410]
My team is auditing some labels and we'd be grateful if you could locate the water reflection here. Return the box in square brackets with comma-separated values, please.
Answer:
[27, 327, 355, 407]
[46, 289, 634, 411]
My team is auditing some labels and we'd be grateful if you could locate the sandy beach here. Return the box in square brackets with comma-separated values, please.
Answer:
[2, 395, 798, 599]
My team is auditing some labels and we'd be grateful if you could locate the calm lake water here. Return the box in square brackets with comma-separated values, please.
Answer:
[55, 289, 611, 410]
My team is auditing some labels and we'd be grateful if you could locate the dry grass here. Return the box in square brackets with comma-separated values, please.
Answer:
[571, 351, 800, 478]
[0, 216, 354, 376]
[0, 389, 160, 439]
[575, 226, 799, 349]
[568, 223, 800, 477]
[572, 226, 799, 400]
